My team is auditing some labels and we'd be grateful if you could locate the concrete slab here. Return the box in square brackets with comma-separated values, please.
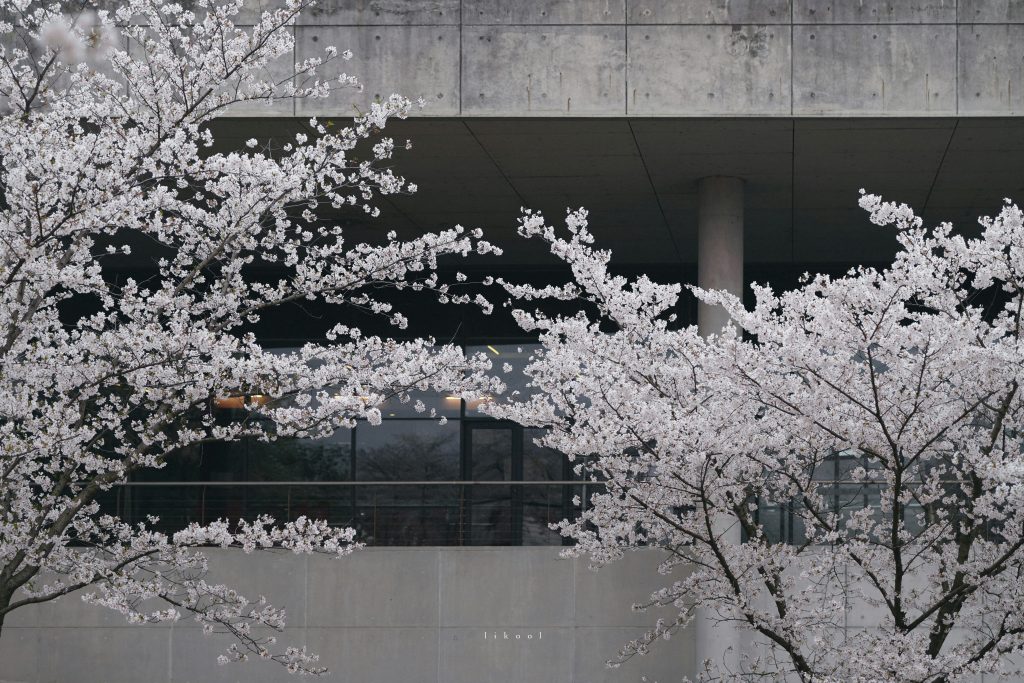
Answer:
[960, 0, 1024, 23]
[36, 625, 171, 683]
[439, 547, 574, 627]
[306, 627, 439, 683]
[793, 0, 956, 24]
[295, 26, 460, 117]
[170, 625, 306, 683]
[793, 207, 902, 262]
[0, 625, 42, 683]
[233, 0, 288, 25]
[462, 26, 626, 116]
[439, 626, 573, 683]
[958, 24, 1024, 115]
[222, 25, 296, 118]
[467, 118, 640, 173]
[464, 0, 625, 25]
[793, 25, 956, 115]
[110, 1, 1024, 118]
[306, 548, 439, 627]
[573, 626, 697, 683]
[2, 590, 166, 630]
[574, 549, 683, 628]
[628, 0, 790, 24]
[627, 25, 791, 115]
[296, 0, 460, 26]
[203, 549, 311, 629]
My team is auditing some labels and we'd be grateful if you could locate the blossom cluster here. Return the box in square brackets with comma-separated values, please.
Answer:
[488, 197, 1024, 682]
[0, 0, 500, 673]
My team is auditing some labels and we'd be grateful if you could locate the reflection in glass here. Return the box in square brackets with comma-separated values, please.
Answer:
[288, 486, 354, 527]
[466, 427, 515, 543]
[132, 444, 203, 482]
[758, 502, 785, 544]
[247, 431, 351, 481]
[196, 440, 247, 481]
[356, 420, 459, 481]
[523, 428, 564, 481]
[123, 485, 203, 533]
[523, 484, 564, 545]
[467, 485, 514, 545]
[107, 343, 595, 547]
[376, 390, 461, 418]
[469, 428, 513, 481]
[355, 484, 460, 545]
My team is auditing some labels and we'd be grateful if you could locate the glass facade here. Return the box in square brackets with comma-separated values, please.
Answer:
[106, 358, 941, 550]
[105, 344, 599, 546]
[754, 450, 908, 546]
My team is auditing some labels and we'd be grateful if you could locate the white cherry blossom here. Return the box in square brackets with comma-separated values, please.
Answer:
[0, 0, 501, 674]
[489, 197, 1024, 682]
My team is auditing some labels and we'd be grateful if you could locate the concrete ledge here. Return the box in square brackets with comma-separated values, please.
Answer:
[0, 547, 688, 683]
[627, 25, 791, 116]
[99, 0, 1024, 117]
[793, 25, 956, 116]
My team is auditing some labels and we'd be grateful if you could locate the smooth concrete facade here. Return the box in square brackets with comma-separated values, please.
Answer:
[223, 0, 1024, 118]
[0, 547, 693, 683]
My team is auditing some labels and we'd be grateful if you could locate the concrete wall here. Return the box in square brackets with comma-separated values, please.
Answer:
[0, 547, 694, 683]
[229, 0, 1024, 117]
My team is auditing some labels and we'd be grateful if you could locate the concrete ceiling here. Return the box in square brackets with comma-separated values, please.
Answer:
[211, 116, 1024, 267]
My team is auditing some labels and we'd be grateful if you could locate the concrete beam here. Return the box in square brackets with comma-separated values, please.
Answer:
[196, 0, 1024, 117]
[462, 26, 625, 116]
[627, 25, 791, 116]
[629, 0, 790, 24]
[295, 25, 461, 117]
[793, 25, 957, 116]
[464, 0, 625, 25]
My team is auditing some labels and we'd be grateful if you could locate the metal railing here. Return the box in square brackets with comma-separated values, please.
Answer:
[101, 481, 603, 546]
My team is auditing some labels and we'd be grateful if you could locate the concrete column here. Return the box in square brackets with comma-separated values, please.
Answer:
[695, 176, 744, 678]
[697, 176, 744, 337]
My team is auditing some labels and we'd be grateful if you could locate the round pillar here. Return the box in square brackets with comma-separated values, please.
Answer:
[697, 176, 744, 337]
[694, 176, 744, 678]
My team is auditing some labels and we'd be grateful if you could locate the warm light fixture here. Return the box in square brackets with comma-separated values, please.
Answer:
[465, 394, 495, 409]
[486, 345, 500, 356]
[213, 393, 271, 409]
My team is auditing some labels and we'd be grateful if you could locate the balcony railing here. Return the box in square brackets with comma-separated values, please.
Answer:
[99, 481, 604, 546]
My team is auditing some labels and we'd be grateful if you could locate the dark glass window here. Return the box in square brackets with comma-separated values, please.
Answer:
[356, 420, 460, 481]
[113, 342, 588, 546]
[247, 432, 352, 482]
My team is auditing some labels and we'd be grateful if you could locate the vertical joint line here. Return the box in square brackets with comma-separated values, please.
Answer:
[436, 550, 442, 683]
[458, 0, 463, 116]
[790, 0, 794, 116]
[955, 0, 959, 115]
[624, 0, 629, 115]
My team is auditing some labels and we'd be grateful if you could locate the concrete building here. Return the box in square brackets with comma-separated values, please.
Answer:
[5, 1, 1024, 682]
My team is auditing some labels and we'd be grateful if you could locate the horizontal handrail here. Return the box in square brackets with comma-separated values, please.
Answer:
[118, 480, 598, 486]
[116, 479, 946, 487]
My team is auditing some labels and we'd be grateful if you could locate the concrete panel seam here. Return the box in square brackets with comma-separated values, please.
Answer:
[437, 548, 442, 683]
[459, 0, 463, 116]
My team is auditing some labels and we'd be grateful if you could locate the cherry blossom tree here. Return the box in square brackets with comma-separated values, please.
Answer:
[488, 196, 1024, 682]
[0, 0, 500, 673]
